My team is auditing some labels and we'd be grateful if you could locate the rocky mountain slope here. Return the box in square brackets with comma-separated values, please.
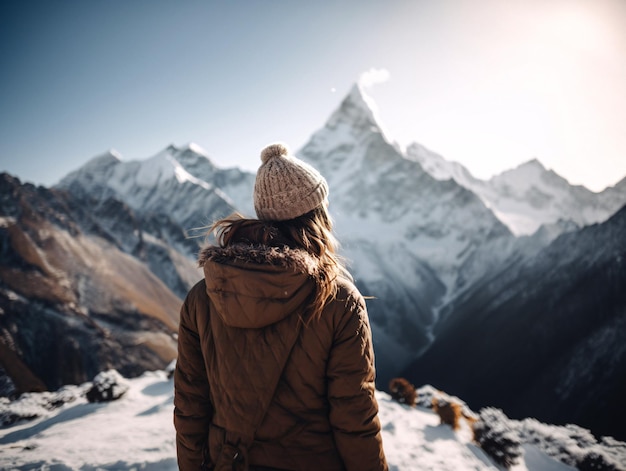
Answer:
[0, 173, 191, 393]
[403, 204, 626, 441]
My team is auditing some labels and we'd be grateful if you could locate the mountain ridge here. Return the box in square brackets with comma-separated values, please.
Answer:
[404, 141, 626, 235]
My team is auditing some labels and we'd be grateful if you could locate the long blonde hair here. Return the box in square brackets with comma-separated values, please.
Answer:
[210, 205, 347, 320]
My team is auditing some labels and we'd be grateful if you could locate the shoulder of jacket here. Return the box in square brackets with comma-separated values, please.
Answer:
[334, 276, 366, 311]
[184, 279, 208, 309]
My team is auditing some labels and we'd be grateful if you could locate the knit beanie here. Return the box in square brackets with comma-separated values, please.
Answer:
[254, 143, 329, 221]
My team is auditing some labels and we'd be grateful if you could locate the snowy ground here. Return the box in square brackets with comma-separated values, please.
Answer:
[0, 371, 582, 470]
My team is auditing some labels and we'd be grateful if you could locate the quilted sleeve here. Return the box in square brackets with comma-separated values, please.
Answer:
[174, 283, 213, 471]
[327, 291, 388, 471]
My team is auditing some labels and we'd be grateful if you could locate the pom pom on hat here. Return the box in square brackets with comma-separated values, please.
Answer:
[260, 142, 289, 164]
[254, 142, 329, 221]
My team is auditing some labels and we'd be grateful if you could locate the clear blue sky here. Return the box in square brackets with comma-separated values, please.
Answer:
[1, 0, 625, 191]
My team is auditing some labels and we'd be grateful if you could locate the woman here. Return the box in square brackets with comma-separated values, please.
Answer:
[174, 143, 388, 471]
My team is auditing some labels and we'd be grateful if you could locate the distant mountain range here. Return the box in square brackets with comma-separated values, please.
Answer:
[1, 83, 625, 440]
[405, 142, 626, 236]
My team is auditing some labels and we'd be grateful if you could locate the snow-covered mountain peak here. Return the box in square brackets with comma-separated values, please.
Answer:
[297, 83, 400, 182]
[521, 158, 545, 170]
[321, 83, 389, 143]
[83, 150, 122, 171]
[405, 142, 476, 187]
[330, 84, 378, 125]
[163, 143, 220, 177]
[491, 158, 549, 186]
[163, 142, 214, 163]
[166, 142, 214, 162]
[133, 149, 178, 187]
[55, 150, 122, 188]
[489, 158, 578, 202]
[108, 148, 123, 160]
[132, 149, 210, 190]
[185, 142, 211, 157]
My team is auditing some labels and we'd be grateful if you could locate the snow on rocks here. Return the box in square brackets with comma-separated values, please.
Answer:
[0, 384, 88, 427]
[86, 369, 130, 403]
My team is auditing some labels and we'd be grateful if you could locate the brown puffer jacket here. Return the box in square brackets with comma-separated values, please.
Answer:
[174, 243, 388, 471]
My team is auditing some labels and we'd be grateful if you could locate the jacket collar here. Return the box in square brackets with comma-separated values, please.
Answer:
[199, 243, 320, 276]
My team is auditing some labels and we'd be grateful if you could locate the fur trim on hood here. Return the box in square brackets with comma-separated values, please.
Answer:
[198, 243, 320, 276]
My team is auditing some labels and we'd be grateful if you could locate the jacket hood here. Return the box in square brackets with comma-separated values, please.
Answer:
[199, 243, 318, 329]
